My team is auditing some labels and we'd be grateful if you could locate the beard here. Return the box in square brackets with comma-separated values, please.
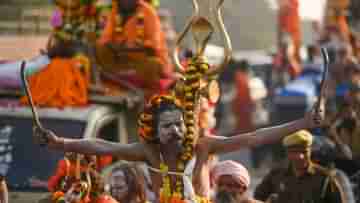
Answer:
[214, 190, 237, 203]
[160, 132, 183, 146]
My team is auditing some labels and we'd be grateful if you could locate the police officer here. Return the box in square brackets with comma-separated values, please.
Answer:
[254, 130, 350, 203]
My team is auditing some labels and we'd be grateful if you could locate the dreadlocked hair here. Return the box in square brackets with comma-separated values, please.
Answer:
[109, 162, 147, 203]
[138, 94, 183, 143]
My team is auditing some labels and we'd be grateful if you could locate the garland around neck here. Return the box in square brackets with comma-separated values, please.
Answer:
[147, 154, 197, 203]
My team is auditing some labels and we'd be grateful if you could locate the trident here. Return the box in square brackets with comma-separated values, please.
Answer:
[172, 0, 232, 104]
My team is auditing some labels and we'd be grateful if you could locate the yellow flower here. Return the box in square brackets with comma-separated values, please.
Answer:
[137, 13, 145, 19]
[115, 27, 123, 33]
[173, 192, 182, 198]
[177, 163, 185, 170]
[160, 163, 169, 173]
[186, 66, 197, 73]
[200, 63, 209, 72]
[187, 127, 195, 133]
[137, 29, 145, 36]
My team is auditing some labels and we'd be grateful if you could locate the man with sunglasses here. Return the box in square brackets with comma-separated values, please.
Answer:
[211, 160, 262, 203]
[254, 130, 345, 203]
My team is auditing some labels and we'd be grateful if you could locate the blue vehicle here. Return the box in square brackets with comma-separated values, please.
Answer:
[273, 63, 324, 123]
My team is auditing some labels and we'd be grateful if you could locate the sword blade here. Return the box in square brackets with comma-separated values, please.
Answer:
[20, 61, 43, 129]
[316, 48, 330, 112]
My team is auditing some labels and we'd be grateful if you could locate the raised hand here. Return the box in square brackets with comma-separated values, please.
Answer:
[305, 100, 325, 129]
[304, 47, 329, 129]
[32, 126, 59, 148]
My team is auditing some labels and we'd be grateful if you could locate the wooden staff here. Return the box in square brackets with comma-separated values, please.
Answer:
[20, 61, 49, 146]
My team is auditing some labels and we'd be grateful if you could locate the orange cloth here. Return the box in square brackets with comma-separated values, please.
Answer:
[93, 195, 119, 203]
[278, 0, 301, 43]
[98, 0, 171, 77]
[159, 193, 212, 203]
[337, 16, 350, 40]
[277, 0, 302, 77]
[97, 155, 113, 170]
[52, 190, 91, 203]
[325, 0, 350, 41]
[326, 15, 350, 41]
[20, 58, 89, 108]
[288, 53, 302, 78]
[48, 159, 89, 192]
[278, 0, 301, 62]
[232, 71, 254, 133]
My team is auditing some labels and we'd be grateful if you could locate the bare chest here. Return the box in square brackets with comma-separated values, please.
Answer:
[146, 147, 213, 198]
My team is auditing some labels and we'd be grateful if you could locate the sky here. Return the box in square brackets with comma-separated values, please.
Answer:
[265, 0, 328, 22]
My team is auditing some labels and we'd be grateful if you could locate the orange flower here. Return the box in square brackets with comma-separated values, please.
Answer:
[52, 191, 64, 202]
[20, 57, 90, 108]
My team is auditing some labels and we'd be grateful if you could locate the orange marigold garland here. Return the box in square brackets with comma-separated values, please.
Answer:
[20, 56, 90, 108]
[137, 56, 210, 203]
[174, 56, 209, 197]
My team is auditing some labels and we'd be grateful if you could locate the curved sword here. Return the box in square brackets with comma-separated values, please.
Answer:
[20, 61, 49, 145]
[315, 48, 330, 114]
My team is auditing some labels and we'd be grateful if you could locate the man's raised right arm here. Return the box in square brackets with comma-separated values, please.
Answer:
[34, 128, 146, 161]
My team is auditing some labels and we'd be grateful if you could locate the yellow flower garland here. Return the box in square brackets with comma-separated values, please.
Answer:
[138, 73, 212, 203]
[158, 57, 210, 203]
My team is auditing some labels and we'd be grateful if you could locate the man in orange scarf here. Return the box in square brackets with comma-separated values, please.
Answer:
[277, 0, 302, 78]
[232, 60, 254, 133]
[97, 0, 173, 96]
[278, 0, 301, 60]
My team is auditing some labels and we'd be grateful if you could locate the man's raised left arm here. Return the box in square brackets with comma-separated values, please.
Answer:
[209, 110, 323, 154]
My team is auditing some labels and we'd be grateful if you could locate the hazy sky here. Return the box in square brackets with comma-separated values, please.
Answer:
[265, 0, 327, 21]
